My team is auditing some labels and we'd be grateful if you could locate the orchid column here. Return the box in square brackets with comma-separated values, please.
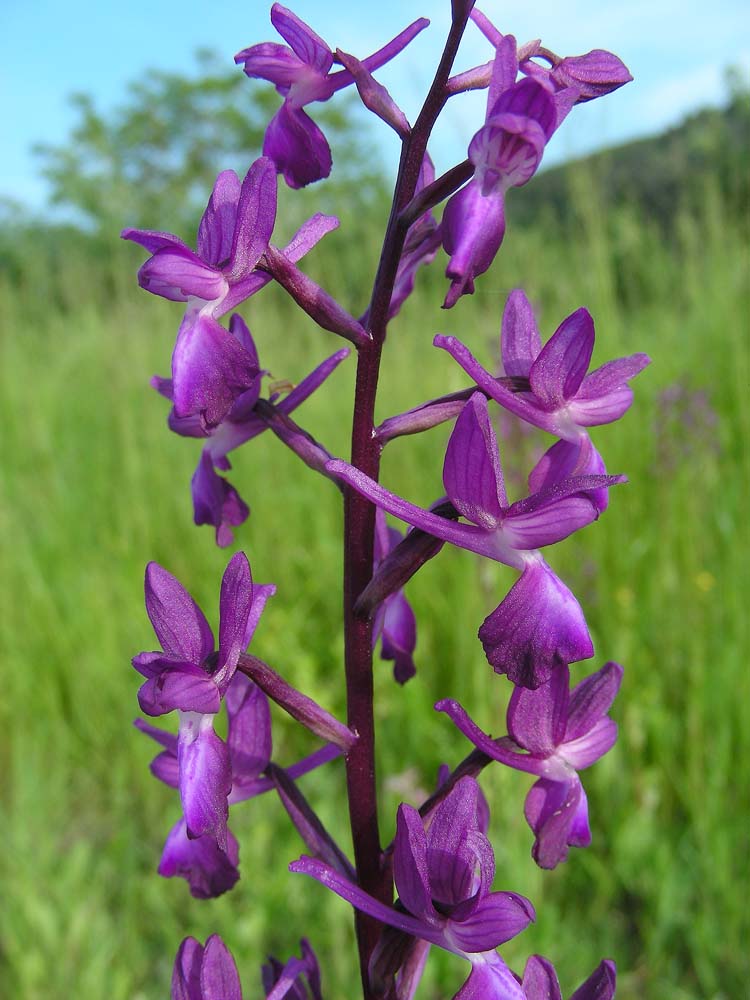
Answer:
[124, 3, 645, 998]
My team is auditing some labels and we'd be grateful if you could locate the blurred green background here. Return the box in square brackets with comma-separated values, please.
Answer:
[1, 52, 748, 1000]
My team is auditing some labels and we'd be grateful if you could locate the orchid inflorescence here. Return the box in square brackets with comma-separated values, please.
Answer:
[124, 4, 646, 997]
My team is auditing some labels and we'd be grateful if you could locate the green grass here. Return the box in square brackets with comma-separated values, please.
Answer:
[1, 176, 748, 999]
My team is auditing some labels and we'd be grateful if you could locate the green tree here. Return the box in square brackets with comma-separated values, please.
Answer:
[34, 49, 387, 239]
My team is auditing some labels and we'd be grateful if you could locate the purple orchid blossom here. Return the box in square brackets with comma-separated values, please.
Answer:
[521, 954, 616, 1000]
[261, 938, 323, 1000]
[136, 672, 341, 897]
[133, 553, 275, 849]
[122, 158, 278, 426]
[328, 393, 623, 687]
[153, 312, 349, 546]
[442, 35, 557, 308]
[235, 5, 428, 188]
[373, 512, 417, 684]
[437, 661, 623, 868]
[172, 935, 243, 1000]
[436, 288, 650, 442]
[291, 777, 534, 997]
[469, 10, 630, 110]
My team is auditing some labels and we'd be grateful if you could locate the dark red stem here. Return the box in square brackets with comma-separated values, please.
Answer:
[341, 5, 477, 995]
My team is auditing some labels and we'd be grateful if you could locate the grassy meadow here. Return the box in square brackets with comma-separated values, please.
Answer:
[1, 172, 748, 999]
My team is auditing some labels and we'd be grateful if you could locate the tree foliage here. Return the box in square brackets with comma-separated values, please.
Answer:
[34, 49, 387, 238]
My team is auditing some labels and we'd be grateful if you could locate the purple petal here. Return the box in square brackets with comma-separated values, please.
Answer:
[160, 819, 240, 899]
[501, 486, 607, 550]
[578, 353, 651, 398]
[528, 437, 609, 513]
[290, 855, 445, 946]
[521, 955, 563, 1000]
[486, 34, 519, 118]
[132, 649, 174, 679]
[524, 777, 589, 868]
[122, 227, 187, 255]
[447, 892, 535, 952]
[442, 182, 506, 308]
[501, 288, 541, 377]
[271, 3, 333, 74]
[200, 935, 243, 1000]
[336, 48, 410, 137]
[228, 156, 277, 282]
[138, 246, 227, 303]
[379, 589, 417, 684]
[565, 661, 623, 741]
[393, 805, 437, 923]
[191, 451, 250, 548]
[507, 666, 569, 754]
[435, 699, 543, 776]
[263, 103, 332, 188]
[443, 394, 507, 527]
[427, 778, 493, 907]
[225, 673, 272, 782]
[469, 9, 503, 46]
[235, 41, 306, 93]
[454, 951, 526, 1000]
[264, 957, 308, 1000]
[138, 662, 221, 716]
[216, 552, 253, 684]
[242, 584, 275, 648]
[529, 308, 594, 407]
[143, 563, 214, 662]
[134, 716, 178, 754]
[197, 170, 242, 267]
[469, 115, 547, 192]
[277, 348, 350, 415]
[283, 212, 340, 261]
[172, 936, 203, 1000]
[325, 460, 504, 562]
[478, 559, 593, 688]
[150, 749, 180, 788]
[551, 49, 633, 101]
[172, 312, 260, 428]
[563, 717, 618, 770]
[569, 960, 617, 1000]
[491, 77, 556, 139]
[325, 18, 430, 96]
[177, 714, 232, 848]
[434, 334, 555, 433]
[569, 353, 651, 426]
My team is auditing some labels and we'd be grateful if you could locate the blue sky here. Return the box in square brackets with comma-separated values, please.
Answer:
[1, 0, 748, 211]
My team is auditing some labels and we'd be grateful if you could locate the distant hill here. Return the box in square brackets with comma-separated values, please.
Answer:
[510, 89, 749, 232]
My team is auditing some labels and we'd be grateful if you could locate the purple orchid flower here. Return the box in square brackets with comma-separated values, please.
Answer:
[328, 393, 623, 687]
[437, 661, 623, 868]
[136, 672, 340, 897]
[172, 935, 243, 1000]
[122, 158, 277, 426]
[436, 288, 650, 442]
[469, 7, 631, 106]
[521, 954, 616, 1000]
[442, 35, 557, 308]
[373, 512, 417, 684]
[261, 938, 323, 1000]
[291, 777, 534, 997]
[153, 311, 349, 546]
[235, 5, 428, 188]
[133, 552, 275, 849]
